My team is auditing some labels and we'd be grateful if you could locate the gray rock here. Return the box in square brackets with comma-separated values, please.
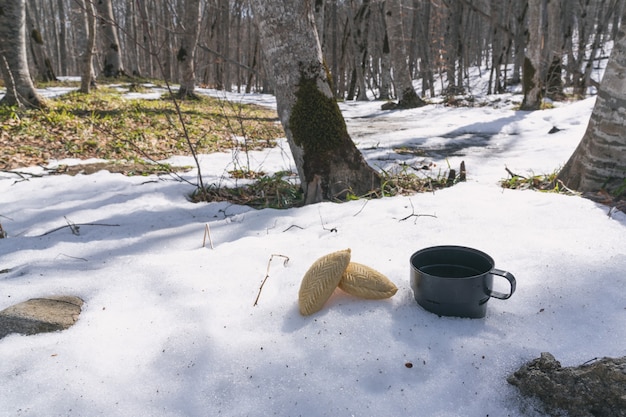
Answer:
[508, 352, 626, 417]
[0, 296, 83, 339]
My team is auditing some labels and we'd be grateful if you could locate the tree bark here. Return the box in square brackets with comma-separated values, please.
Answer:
[511, 0, 527, 85]
[348, 0, 370, 101]
[330, 0, 339, 96]
[557, 14, 626, 197]
[545, 0, 564, 99]
[95, 0, 124, 77]
[383, 0, 425, 108]
[177, 0, 202, 98]
[80, 0, 97, 93]
[214, 0, 231, 91]
[249, 0, 380, 204]
[520, 0, 544, 110]
[25, 1, 57, 82]
[0, 0, 43, 108]
[374, 2, 393, 100]
[567, 0, 594, 96]
[443, 0, 463, 95]
[137, 0, 155, 77]
[57, 0, 68, 76]
[581, 0, 619, 95]
[415, 0, 434, 97]
[488, 0, 507, 94]
[313, 0, 325, 43]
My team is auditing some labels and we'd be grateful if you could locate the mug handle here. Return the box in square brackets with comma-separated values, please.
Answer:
[487, 269, 516, 300]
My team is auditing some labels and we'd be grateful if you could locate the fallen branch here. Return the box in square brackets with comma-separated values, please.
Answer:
[400, 199, 437, 223]
[253, 254, 289, 306]
[0, 169, 44, 180]
[38, 220, 120, 237]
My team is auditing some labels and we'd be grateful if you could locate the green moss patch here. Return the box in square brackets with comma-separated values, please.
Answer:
[289, 75, 348, 155]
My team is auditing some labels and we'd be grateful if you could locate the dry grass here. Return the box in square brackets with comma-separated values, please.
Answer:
[0, 81, 283, 171]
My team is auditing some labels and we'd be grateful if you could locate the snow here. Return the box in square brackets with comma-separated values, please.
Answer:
[1, 86, 625, 417]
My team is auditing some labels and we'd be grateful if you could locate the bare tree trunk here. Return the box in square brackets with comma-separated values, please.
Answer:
[520, 0, 544, 110]
[545, 0, 564, 99]
[567, 0, 594, 96]
[138, 0, 154, 77]
[372, 1, 392, 100]
[161, 4, 174, 82]
[489, 0, 507, 94]
[557, 8, 626, 196]
[215, 0, 230, 90]
[0, 0, 43, 108]
[408, 0, 419, 78]
[125, 0, 141, 76]
[581, 0, 619, 93]
[249, 0, 380, 204]
[57, 0, 68, 75]
[80, 0, 97, 93]
[234, 0, 242, 92]
[25, 0, 57, 82]
[511, 0, 527, 85]
[383, 0, 425, 108]
[330, 0, 339, 96]
[96, 0, 123, 77]
[71, 0, 86, 76]
[443, 0, 463, 95]
[350, 0, 371, 101]
[418, 0, 435, 97]
[245, 28, 258, 94]
[177, 0, 202, 98]
[313, 0, 325, 43]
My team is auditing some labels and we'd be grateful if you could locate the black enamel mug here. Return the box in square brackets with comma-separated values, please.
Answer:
[410, 246, 516, 318]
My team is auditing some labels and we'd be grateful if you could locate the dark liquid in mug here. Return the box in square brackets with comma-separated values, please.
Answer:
[420, 264, 483, 278]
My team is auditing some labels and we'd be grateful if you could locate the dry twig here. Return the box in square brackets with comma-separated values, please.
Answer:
[400, 199, 437, 223]
[203, 223, 214, 249]
[38, 219, 120, 236]
[319, 209, 338, 232]
[505, 166, 525, 179]
[253, 254, 289, 306]
[282, 224, 304, 232]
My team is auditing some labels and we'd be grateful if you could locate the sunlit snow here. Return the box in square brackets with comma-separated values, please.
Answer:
[0, 80, 624, 417]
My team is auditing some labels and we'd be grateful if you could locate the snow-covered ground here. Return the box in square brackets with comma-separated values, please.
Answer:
[0, 82, 624, 417]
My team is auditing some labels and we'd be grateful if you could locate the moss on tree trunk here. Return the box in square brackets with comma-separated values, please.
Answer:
[520, 57, 542, 111]
[397, 88, 426, 109]
[289, 71, 380, 202]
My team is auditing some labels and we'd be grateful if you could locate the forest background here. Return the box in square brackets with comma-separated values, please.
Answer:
[1, 0, 625, 206]
[11, 0, 624, 102]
